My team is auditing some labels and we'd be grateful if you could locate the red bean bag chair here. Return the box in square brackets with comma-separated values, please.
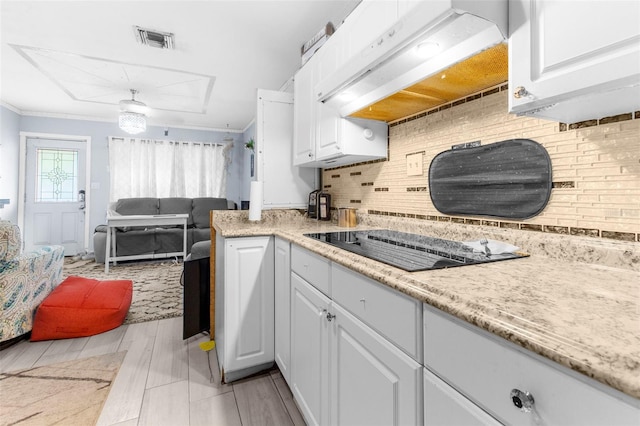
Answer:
[31, 275, 132, 341]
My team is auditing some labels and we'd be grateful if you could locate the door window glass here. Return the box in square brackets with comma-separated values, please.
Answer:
[35, 148, 78, 202]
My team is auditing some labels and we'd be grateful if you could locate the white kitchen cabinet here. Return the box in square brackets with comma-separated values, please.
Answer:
[423, 367, 501, 426]
[508, 0, 640, 123]
[293, 57, 317, 166]
[293, 42, 389, 169]
[215, 235, 274, 382]
[330, 302, 423, 426]
[274, 237, 291, 384]
[256, 89, 317, 208]
[291, 243, 331, 295]
[339, 0, 397, 63]
[315, 107, 388, 168]
[332, 263, 422, 362]
[397, 0, 421, 18]
[290, 272, 331, 426]
[289, 243, 423, 426]
[423, 304, 640, 425]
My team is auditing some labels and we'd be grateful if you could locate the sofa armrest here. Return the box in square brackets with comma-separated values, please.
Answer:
[0, 245, 64, 342]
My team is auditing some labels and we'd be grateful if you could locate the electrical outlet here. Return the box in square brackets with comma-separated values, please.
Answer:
[406, 153, 423, 176]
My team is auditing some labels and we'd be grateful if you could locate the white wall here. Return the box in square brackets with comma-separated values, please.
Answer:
[2, 106, 244, 251]
[0, 106, 21, 223]
[241, 120, 257, 206]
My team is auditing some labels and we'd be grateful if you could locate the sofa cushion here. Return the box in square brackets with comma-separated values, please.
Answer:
[30, 276, 132, 341]
[115, 198, 159, 215]
[115, 230, 158, 256]
[192, 198, 228, 228]
[155, 228, 187, 254]
[159, 198, 194, 227]
[191, 228, 211, 246]
[114, 198, 159, 231]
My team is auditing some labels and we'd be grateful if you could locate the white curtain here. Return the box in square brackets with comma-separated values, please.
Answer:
[108, 137, 231, 201]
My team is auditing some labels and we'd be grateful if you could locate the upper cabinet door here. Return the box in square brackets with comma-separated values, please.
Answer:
[293, 57, 317, 166]
[342, 0, 398, 60]
[258, 89, 316, 208]
[508, 0, 640, 121]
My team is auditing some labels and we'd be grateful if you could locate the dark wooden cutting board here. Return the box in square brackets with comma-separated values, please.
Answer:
[428, 139, 552, 219]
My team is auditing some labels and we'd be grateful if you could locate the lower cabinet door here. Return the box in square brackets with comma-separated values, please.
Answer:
[330, 303, 423, 426]
[424, 367, 501, 426]
[274, 237, 291, 384]
[290, 272, 330, 426]
[224, 236, 274, 374]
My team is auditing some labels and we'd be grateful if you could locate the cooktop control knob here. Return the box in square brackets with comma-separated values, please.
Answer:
[510, 388, 535, 413]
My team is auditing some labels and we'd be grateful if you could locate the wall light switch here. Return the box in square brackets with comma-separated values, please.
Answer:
[406, 152, 423, 176]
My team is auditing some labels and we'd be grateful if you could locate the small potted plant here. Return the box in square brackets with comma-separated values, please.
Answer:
[245, 138, 255, 151]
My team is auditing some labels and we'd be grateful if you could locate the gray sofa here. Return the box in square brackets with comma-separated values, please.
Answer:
[93, 197, 235, 264]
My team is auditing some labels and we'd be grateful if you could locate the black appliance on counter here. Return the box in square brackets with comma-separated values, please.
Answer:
[308, 190, 331, 220]
[305, 229, 527, 272]
[308, 190, 320, 219]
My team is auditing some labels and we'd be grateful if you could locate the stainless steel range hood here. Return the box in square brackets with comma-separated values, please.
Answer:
[316, 0, 508, 118]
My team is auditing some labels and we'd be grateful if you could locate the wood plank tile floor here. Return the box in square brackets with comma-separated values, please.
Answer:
[0, 317, 306, 426]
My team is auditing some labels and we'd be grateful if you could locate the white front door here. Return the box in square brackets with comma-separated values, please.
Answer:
[23, 137, 87, 255]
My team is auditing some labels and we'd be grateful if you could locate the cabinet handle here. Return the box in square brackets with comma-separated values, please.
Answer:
[363, 128, 374, 140]
[510, 389, 535, 413]
[513, 86, 529, 99]
[326, 312, 336, 321]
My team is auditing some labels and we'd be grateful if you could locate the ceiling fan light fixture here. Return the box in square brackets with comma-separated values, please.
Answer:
[119, 89, 147, 134]
[119, 112, 147, 134]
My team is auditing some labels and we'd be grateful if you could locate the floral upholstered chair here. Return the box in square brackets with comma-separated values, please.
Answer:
[0, 221, 64, 344]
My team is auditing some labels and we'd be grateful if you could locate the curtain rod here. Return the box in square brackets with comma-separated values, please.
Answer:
[109, 137, 230, 147]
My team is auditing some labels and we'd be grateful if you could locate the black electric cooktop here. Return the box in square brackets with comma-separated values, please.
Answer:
[305, 229, 527, 272]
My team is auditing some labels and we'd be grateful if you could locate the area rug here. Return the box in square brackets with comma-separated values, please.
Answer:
[62, 258, 183, 324]
[0, 351, 126, 426]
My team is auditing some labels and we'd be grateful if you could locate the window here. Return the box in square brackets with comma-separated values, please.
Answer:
[108, 137, 231, 201]
[35, 148, 78, 202]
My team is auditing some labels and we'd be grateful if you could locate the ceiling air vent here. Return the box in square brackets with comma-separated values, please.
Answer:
[134, 26, 175, 49]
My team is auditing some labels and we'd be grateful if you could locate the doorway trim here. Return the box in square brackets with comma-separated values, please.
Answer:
[18, 132, 92, 253]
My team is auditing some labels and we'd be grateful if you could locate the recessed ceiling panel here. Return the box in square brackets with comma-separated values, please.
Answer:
[12, 44, 215, 114]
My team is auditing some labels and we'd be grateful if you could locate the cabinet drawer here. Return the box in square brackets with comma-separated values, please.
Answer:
[424, 367, 501, 426]
[332, 263, 422, 361]
[424, 305, 640, 425]
[291, 244, 331, 295]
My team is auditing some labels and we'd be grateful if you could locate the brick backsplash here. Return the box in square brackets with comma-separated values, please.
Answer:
[323, 85, 640, 242]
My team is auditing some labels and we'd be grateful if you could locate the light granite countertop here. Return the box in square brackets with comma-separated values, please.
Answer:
[211, 209, 640, 400]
